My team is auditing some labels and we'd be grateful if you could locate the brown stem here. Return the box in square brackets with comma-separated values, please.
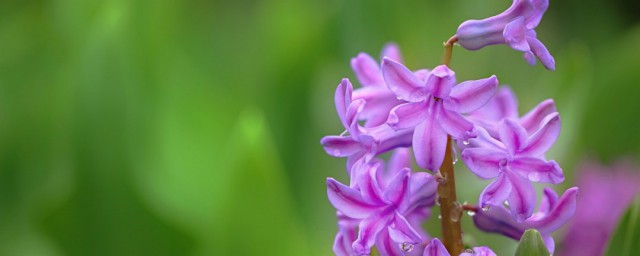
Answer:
[438, 35, 464, 254]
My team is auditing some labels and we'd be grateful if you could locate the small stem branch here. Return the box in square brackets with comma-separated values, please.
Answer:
[438, 34, 463, 254]
[438, 136, 464, 254]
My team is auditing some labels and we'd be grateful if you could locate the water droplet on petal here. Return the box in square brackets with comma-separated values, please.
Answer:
[482, 205, 491, 212]
[401, 243, 415, 252]
[333, 149, 341, 156]
[396, 96, 403, 100]
[462, 140, 470, 145]
[467, 211, 476, 216]
[504, 200, 510, 207]
[528, 172, 541, 182]
[465, 249, 474, 253]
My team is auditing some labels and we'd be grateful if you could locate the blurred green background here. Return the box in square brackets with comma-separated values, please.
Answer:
[1, 0, 639, 255]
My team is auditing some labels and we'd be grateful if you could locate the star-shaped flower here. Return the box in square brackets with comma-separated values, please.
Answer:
[461, 115, 563, 221]
[381, 59, 498, 171]
[456, 0, 555, 70]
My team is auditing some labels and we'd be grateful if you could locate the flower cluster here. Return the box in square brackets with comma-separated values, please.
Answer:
[320, 2, 577, 255]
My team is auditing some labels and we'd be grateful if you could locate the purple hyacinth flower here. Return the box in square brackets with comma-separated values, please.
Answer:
[326, 161, 437, 255]
[461, 115, 563, 221]
[466, 86, 557, 139]
[321, 79, 413, 182]
[456, 0, 555, 70]
[423, 238, 497, 256]
[351, 43, 407, 127]
[559, 159, 640, 256]
[381, 59, 498, 171]
[473, 187, 578, 254]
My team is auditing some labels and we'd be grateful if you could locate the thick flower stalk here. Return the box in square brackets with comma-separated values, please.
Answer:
[456, 0, 555, 70]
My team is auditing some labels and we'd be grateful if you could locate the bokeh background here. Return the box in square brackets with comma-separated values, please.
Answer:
[1, 0, 639, 255]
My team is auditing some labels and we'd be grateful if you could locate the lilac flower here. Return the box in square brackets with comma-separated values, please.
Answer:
[326, 160, 437, 255]
[473, 187, 578, 254]
[466, 86, 557, 139]
[423, 238, 496, 256]
[461, 115, 563, 221]
[559, 159, 640, 256]
[456, 0, 555, 70]
[381, 59, 498, 171]
[321, 79, 412, 182]
[351, 43, 408, 127]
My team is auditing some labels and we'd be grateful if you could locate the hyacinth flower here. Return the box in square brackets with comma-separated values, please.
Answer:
[461, 115, 563, 221]
[326, 161, 437, 255]
[473, 187, 578, 254]
[456, 0, 555, 70]
[321, 79, 413, 181]
[423, 238, 496, 256]
[350, 43, 408, 127]
[466, 86, 556, 138]
[559, 159, 640, 256]
[381, 59, 498, 171]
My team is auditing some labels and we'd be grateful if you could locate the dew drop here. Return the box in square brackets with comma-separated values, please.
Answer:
[504, 200, 510, 207]
[482, 205, 491, 212]
[467, 211, 476, 216]
[462, 140, 470, 145]
[465, 249, 474, 253]
[333, 149, 341, 156]
[437, 214, 442, 219]
[528, 172, 541, 182]
[401, 243, 415, 252]
[396, 96, 403, 100]
[435, 196, 441, 206]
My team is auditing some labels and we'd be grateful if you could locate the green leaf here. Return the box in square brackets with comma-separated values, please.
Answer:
[605, 197, 640, 256]
[515, 229, 550, 256]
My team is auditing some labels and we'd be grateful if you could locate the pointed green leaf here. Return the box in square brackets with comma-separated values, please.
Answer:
[605, 197, 640, 256]
[515, 229, 550, 256]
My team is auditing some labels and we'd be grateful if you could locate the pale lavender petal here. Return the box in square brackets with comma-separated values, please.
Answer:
[438, 107, 476, 140]
[382, 58, 426, 102]
[527, 0, 549, 29]
[383, 168, 411, 211]
[333, 227, 357, 256]
[472, 204, 523, 240]
[358, 162, 387, 205]
[422, 238, 449, 256]
[375, 231, 405, 256]
[408, 172, 438, 210]
[506, 171, 536, 222]
[503, 17, 530, 52]
[388, 102, 428, 131]
[542, 235, 555, 254]
[413, 109, 447, 171]
[388, 212, 422, 244]
[381, 43, 403, 63]
[521, 112, 560, 156]
[461, 148, 506, 179]
[519, 99, 557, 134]
[523, 51, 537, 66]
[353, 207, 395, 255]
[425, 65, 455, 99]
[345, 99, 366, 137]
[460, 247, 497, 256]
[538, 187, 559, 214]
[445, 75, 498, 113]
[335, 79, 353, 129]
[465, 127, 505, 151]
[479, 173, 512, 208]
[498, 118, 528, 155]
[388, 148, 412, 174]
[414, 69, 431, 82]
[530, 187, 578, 234]
[327, 178, 379, 219]
[527, 36, 555, 70]
[321, 136, 363, 157]
[510, 157, 564, 184]
[351, 53, 383, 86]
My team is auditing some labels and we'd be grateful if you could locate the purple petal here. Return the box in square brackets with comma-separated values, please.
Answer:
[425, 65, 455, 99]
[506, 171, 536, 222]
[503, 17, 530, 52]
[388, 148, 412, 174]
[351, 53, 383, 86]
[479, 173, 512, 208]
[498, 118, 528, 155]
[375, 231, 405, 256]
[383, 168, 411, 211]
[335, 79, 353, 129]
[413, 108, 447, 171]
[523, 51, 537, 66]
[438, 107, 476, 140]
[529, 187, 578, 234]
[333, 227, 357, 256]
[542, 235, 555, 254]
[357, 162, 387, 205]
[381, 43, 403, 63]
[461, 148, 506, 179]
[472, 204, 523, 240]
[388, 212, 422, 244]
[519, 99, 557, 134]
[461, 246, 497, 256]
[327, 178, 379, 219]
[465, 126, 505, 151]
[353, 207, 395, 255]
[408, 172, 438, 210]
[527, 0, 549, 29]
[422, 238, 449, 256]
[538, 187, 559, 214]
[321, 136, 363, 157]
[382, 58, 426, 102]
[445, 75, 498, 113]
[388, 102, 428, 131]
[526, 36, 555, 70]
[521, 112, 560, 156]
[510, 156, 564, 184]
[345, 99, 366, 137]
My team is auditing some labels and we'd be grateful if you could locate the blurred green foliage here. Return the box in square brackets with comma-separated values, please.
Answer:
[0, 0, 638, 255]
